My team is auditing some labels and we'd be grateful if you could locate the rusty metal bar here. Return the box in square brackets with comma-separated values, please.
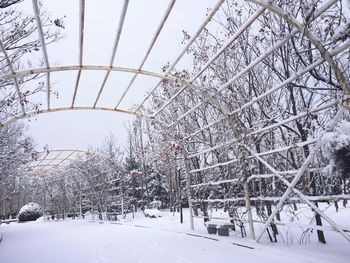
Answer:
[94, 0, 129, 107]
[0, 40, 26, 116]
[134, 0, 225, 112]
[71, 0, 86, 108]
[32, 0, 51, 109]
[114, 0, 177, 109]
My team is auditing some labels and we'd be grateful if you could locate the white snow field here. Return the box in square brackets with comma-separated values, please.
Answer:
[0, 209, 349, 263]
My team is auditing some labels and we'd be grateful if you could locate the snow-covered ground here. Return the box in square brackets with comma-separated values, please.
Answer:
[0, 207, 349, 263]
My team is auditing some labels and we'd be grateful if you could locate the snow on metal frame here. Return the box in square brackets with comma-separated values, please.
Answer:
[134, 0, 225, 112]
[94, 0, 129, 108]
[152, 6, 266, 117]
[1, 0, 226, 125]
[165, 0, 341, 127]
[0, 40, 26, 116]
[149, 0, 350, 243]
[0, 0, 349, 243]
[71, 0, 85, 108]
[25, 149, 89, 172]
[114, 0, 176, 109]
[183, 40, 350, 148]
[32, 0, 51, 109]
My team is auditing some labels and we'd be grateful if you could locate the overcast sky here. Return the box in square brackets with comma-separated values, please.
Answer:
[15, 0, 218, 151]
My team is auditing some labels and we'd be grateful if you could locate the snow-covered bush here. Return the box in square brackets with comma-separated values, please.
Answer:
[18, 203, 43, 222]
[321, 120, 350, 177]
[144, 208, 162, 218]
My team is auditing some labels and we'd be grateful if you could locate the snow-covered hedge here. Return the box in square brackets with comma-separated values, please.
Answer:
[321, 120, 350, 176]
[18, 203, 43, 222]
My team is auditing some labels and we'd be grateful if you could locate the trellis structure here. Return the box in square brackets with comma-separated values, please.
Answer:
[1, 0, 350, 243]
[21, 148, 124, 218]
[24, 149, 89, 173]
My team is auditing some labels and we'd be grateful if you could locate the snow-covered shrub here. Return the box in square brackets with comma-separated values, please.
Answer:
[144, 208, 162, 218]
[321, 120, 350, 177]
[18, 203, 43, 222]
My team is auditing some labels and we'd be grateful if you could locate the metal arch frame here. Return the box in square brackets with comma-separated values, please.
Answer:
[0, 0, 228, 126]
[0, 0, 349, 244]
[0, 64, 200, 126]
[168, 0, 350, 243]
[1, 106, 137, 127]
[151, 5, 266, 118]
[134, 0, 225, 112]
[248, 0, 350, 97]
[3, 66, 180, 83]
[0, 63, 221, 126]
[154, 0, 345, 127]
[25, 149, 89, 173]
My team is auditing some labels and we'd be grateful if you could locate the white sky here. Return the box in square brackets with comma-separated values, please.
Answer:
[15, 0, 218, 151]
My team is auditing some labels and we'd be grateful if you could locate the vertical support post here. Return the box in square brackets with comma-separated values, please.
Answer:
[91, 198, 94, 220]
[182, 151, 194, 230]
[79, 189, 82, 218]
[240, 144, 255, 239]
[43, 179, 46, 221]
[243, 179, 255, 239]
[2, 187, 5, 219]
[139, 118, 149, 203]
[121, 196, 124, 216]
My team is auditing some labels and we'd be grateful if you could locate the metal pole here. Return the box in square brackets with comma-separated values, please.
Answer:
[182, 152, 194, 230]
[79, 189, 82, 218]
[3, 188, 5, 219]
[243, 179, 255, 239]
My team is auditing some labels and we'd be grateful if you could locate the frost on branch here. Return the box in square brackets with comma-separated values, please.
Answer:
[321, 120, 350, 177]
[18, 202, 43, 222]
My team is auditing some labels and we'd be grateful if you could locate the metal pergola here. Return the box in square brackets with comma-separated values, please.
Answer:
[1, 0, 350, 243]
[24, 149, 89, 174]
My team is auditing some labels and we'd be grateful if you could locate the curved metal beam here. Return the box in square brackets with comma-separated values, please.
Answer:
[3, 65, 180, 82]
[0, 106, 148, 127]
